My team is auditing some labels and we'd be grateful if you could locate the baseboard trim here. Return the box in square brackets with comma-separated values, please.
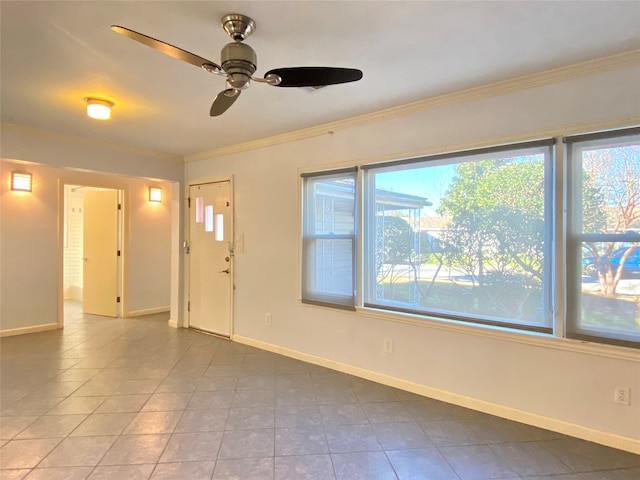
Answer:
[0, 323, 60, 337]
[126, 306, 170, 317]
[232, 334, 640, 454]
[168, 319, 181, 328]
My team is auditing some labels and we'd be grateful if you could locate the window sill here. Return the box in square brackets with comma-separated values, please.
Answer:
[354, 305, 640, 362]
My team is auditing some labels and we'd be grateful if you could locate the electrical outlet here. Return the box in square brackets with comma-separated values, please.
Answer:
[614, 386, 630, 405]
[265, 313, 272, 327]
[383, 338, 393, 354]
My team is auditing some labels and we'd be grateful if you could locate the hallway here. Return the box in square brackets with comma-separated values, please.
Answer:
[1, 306, 639, 479]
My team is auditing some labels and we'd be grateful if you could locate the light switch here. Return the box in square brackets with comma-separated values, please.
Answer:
[235, 233, 245, 254]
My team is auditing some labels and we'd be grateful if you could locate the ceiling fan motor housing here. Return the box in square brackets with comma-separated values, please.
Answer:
[221, 42, 256, 90]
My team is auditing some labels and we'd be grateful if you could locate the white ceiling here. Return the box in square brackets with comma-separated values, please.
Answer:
[2, 1, 639, 158]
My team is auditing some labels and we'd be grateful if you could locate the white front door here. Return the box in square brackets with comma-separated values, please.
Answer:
[83, 190, 119, 317]
[188, 181, 233, 336]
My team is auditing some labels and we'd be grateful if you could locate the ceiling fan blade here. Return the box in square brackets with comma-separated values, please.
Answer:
[264, 67, 363, 87]
[210, 89, 240, 116]
[111, 25, 221, 71]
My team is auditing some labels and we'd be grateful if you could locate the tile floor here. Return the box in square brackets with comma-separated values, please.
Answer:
[1, 302, 639, 479]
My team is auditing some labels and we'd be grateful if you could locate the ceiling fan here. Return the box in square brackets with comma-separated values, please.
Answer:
[111, 13, 363, 116]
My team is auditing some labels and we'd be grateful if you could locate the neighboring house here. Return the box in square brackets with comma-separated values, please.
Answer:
[419, 215, 452, 253]
[311, 180, 431, 295]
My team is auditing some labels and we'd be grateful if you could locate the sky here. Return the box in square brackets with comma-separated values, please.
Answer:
[373, 152, 548, 215]
[374, 163, 456, 214]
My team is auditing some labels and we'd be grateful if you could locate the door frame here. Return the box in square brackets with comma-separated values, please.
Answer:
[57, 178, 128, 327]
[184, 175, 234, 336]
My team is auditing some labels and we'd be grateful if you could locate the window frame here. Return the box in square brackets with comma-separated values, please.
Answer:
[361, 140, 555, 334]
[565, 127, 640, 348]
[299, 128, 640, 350]
[301, 167, 358, 310]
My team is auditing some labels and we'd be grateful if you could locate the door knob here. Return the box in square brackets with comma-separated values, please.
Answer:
[219, 268, 230, 274]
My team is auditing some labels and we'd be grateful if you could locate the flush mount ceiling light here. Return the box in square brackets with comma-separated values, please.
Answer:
[84, 97, 113, 120]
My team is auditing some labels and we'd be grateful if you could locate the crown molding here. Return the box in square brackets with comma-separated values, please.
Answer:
[185, 49, 640, 163]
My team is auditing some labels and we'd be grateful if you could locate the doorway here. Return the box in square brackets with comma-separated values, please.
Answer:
[63, 184, 123, 320]
[188, 180, 233, 336]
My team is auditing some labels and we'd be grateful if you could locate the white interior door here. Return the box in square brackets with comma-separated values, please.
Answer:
[189, 181, 233, 336]
[83, 190, 119, 317]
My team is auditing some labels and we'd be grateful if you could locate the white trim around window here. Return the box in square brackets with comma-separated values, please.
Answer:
[300, 127, 640, 350]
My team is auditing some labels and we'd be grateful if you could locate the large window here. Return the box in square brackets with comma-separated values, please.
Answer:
[301, 169, 357, 309]
[566, 128, 640, 347]
[363, 141, 553, 332]
[301, 128, 639, 348]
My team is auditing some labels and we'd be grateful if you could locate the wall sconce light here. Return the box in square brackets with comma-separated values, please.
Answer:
[85, 97, 113, 120]
[11, 172, 32, 192]
[149, 187, 162, 202]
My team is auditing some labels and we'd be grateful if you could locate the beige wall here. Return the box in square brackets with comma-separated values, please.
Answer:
[1, 123, 183, 180]
[1, 161, 59, 332]
[0, 128, 182, 333]
[186, 60, 640, 451]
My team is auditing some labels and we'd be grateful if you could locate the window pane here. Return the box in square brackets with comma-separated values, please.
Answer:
[205, 205, 214, 232]
[580, 241, 640, 339]
[306, 238, 354, 296]
[302, 171, 356, 308]
[365, 147, 551, 331]
[311, 179, 356, 236]
[195, 197, 204, 223]
[581, 145, 640, 234]
[568, 132, 640, 346]
[215, 214, 224, 241]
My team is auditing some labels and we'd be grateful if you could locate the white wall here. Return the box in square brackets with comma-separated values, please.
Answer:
[63, 186, 85, 300]
[1, 127, 182, 333]
[186, 60, 640, 451]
